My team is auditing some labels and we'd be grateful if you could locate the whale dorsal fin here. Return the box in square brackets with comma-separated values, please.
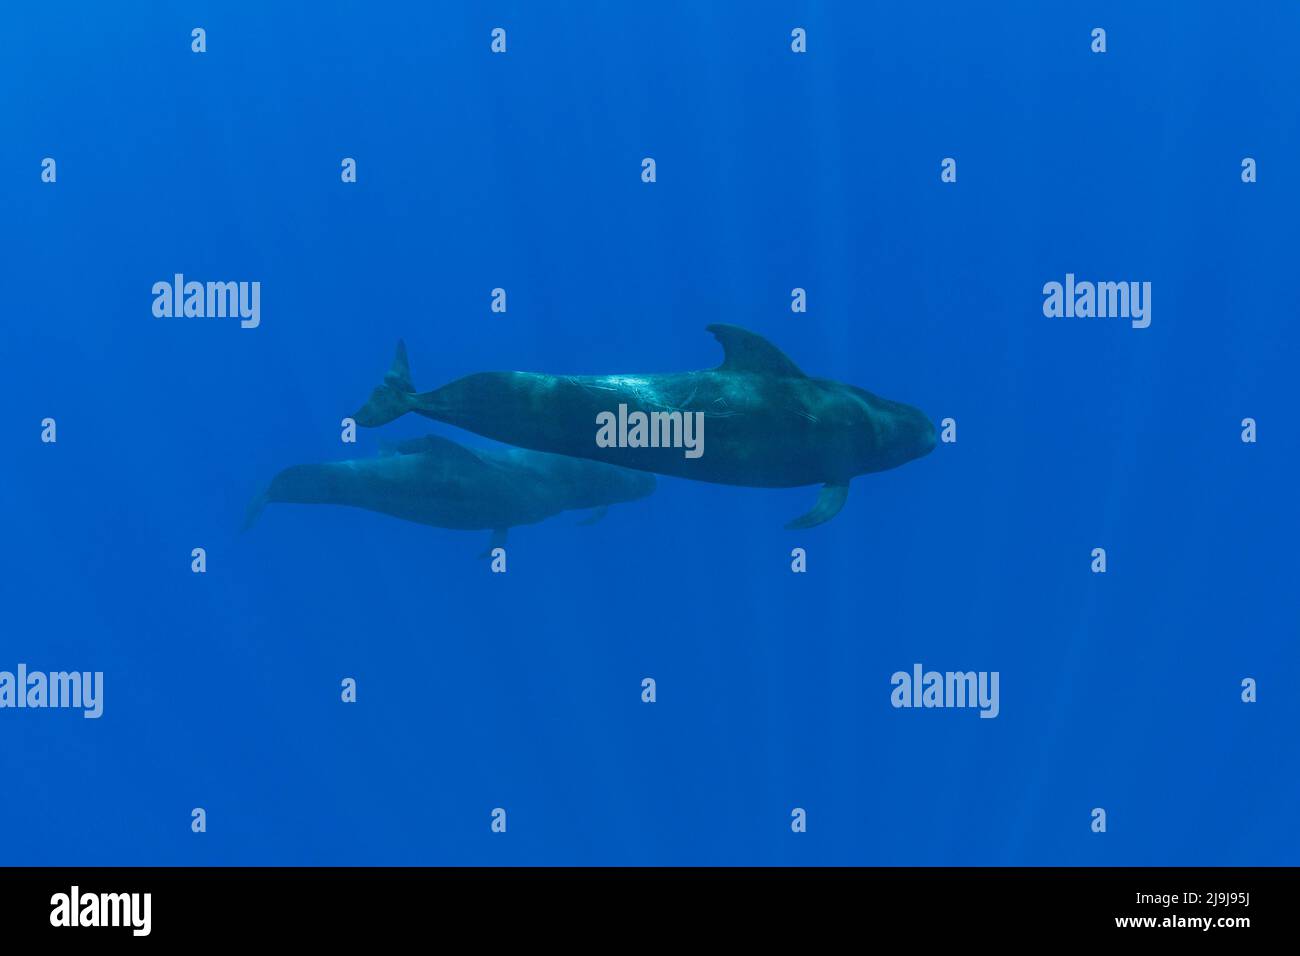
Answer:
[381, 434, 484, 464]
[707, 324, 806, 377]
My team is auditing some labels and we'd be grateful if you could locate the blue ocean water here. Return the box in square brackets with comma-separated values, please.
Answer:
[2, 2, 1297, 866]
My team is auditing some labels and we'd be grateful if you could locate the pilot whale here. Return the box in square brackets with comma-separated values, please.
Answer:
[352, 325, 935, 528]
[244, 433, 656, 554]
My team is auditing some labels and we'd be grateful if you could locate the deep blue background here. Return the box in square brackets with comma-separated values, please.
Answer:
[2, 2, 1297, 864]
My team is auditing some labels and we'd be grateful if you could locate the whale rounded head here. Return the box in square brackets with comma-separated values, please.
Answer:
[900, 401, 938, 462]
[846, 387, 937, 474]
[583, 462, 657, 507]
[623, 469, 658, 502]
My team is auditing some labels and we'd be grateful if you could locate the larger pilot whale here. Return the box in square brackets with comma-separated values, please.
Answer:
[352, 325, 935, 528]
[244, 434, 656, 554]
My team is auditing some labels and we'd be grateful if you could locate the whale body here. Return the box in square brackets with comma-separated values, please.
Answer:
[352, 325, 934, 528]
[245, 434, 656, 553]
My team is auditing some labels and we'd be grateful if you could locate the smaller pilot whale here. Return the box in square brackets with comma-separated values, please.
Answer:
[244, 433, 655, 554]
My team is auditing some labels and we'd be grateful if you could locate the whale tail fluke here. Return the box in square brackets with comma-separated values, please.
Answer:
[354, 340, 415, 427]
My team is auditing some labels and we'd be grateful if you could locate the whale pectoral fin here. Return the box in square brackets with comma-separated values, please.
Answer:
[241, 485, 269, 532]
[786, 481, 850, 530]
[478, 528, 508, 559]
[577, 505, 609, 526]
